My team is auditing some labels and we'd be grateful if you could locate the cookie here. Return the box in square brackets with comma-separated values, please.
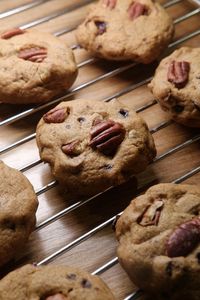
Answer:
[0, 161, 38, 267]
[115, 183, 200, 299]
[76, 0, 174, 64]
[0, 28, 77, 104]
[149, 47, 200, 127]
[36, 98, 156, 197]
[0, 264, 115, 299]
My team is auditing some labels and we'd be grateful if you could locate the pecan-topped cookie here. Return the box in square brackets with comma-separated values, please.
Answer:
[0, 28, 77, 104]
[76, 0, 174, 64]
[149, 47, 200, 127]
[0, 264, 115, 299]
[0, 161, 38, 267]
[36, 98, 156, 197]
[116, 183, 200, 299]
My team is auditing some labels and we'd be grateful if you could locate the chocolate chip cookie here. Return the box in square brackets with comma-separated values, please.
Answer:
[115, 183, 200, 299]
[0, 28, 77, 104]
[36, 98, 156, 197]
[149, 47, 200, 127]
[76, 0, 174, 64]
[0, 264, 115, 299]
[0, 161, 38, 267]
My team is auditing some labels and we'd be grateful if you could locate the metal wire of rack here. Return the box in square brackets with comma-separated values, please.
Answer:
[0, 0, 200, 299]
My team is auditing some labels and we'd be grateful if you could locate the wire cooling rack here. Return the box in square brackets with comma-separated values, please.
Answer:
[0, 0, 200, 299]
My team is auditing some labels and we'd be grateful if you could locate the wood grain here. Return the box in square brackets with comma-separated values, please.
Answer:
[0, 0, 199, 299]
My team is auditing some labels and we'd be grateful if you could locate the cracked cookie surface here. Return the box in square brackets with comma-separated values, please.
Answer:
[76, 0, 174, 64]
[0, 264, 115, 300]
[116, 183, 200, 300]
[0, 28, 77, 104]
[0, 161, 38, 267]
[36, 98, 156, 197]
[149, 47, 200, 127]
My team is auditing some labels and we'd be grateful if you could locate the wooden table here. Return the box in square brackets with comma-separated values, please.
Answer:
[0, 0, 199, 299]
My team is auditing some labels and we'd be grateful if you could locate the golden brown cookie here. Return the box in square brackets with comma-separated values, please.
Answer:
[76, 0, 174, 64]
[0, 264, 115, 299]
[36, 98, 156, 197]
[0, 161, 38, 267]
[149, 47, 200, 127]
[0, 28, 77, 104]
[115, 183, 200, 300]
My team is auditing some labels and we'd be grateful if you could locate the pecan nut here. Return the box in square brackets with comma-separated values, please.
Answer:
[62, 140, 82, 157]
[102, 0, 117, 9]
[89, 119, 125, 155]
[167, 217, 200, 258]
[43, 107, 69, 123]
[128, 2, 148, 20]
[167, 60, 190, 89]
[1, 28, 25, 39]
[45, 294, 68, 300]
[94, 21, 107, 35]
[18, 47, 47, 63]
[137, 199, 164, 226]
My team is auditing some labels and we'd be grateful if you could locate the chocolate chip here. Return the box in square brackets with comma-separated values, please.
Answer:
[94, 21, 107, 35]
[119, 108, 129, 118]
[104, 164, 112, 170]
[183, 267, 188, 272]
[67, 273, 77, 280]
[173, 105, 184, 113]
[196, 253, 200, 264]
[166, 261, 173, 276]
[77, 117, 85, 123]
[81, 278, 92, 288]
[112, 215, 120, 231]
[4, 220, 16, 231]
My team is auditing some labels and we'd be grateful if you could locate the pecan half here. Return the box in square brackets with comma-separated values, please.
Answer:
[167, 61, 190, 89]
[94, 21, 107, 35]
[45, 294, 68, 300]
[89, 119, 125, 155]
[102, 0, 117, 9]
[1, 28, 25, 39]
[167, 217, 200, 258]
[128, 2, 148, 20]
[137, 199, 164, 226]
[62, 140, 82, 157]
[18, 47, 47, 63]
[43, 107, 69, 123]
